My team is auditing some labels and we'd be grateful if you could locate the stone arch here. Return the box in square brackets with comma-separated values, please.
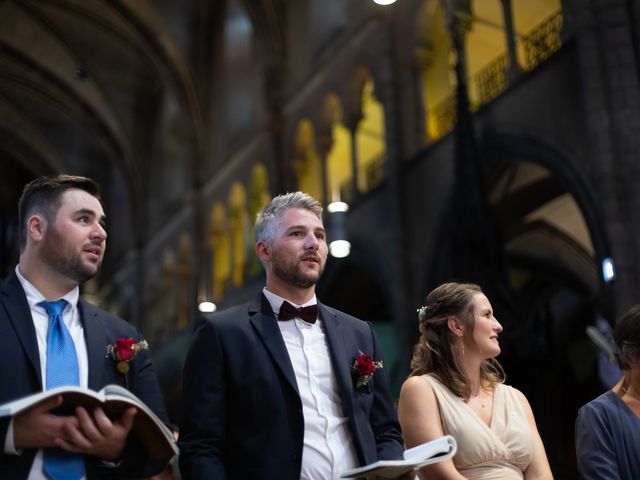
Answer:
[148, 248, 177, 344]
[228, 182, 248, 288]
[422, 132, 611, 474]
[210, 202, 231, 301]
[350, 67, 386, 193]
[176, 233, 192, 332]
[321, 93, 352, 202]
[247, 163, 271, 277]
[292, 118, 323, 201]
[415, 0, 455, 142]
[223, 0, 262, 144]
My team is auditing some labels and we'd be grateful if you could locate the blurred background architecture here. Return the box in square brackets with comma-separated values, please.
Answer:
[1, 0, 638, 477]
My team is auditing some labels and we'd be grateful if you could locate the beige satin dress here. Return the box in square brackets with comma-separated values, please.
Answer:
[423, 375, 533, 479]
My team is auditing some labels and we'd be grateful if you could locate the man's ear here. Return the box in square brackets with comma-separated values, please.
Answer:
[447, 316, 465, 337]
[26, 215, 46, 243]
[255, 240, 270, 263]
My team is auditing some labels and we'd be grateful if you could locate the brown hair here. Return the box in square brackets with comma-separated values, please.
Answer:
[409, 282, 505, 400]
[614, 304, 640, 370]
[18, 174, 101, 252]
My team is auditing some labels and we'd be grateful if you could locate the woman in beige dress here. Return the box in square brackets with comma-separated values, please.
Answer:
[398, 282, 552, 480]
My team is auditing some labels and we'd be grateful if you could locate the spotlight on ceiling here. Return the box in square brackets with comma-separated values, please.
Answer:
[198, 301, 217, 313]
[602, 257, 616, 283]
[327, 202, 351, 258]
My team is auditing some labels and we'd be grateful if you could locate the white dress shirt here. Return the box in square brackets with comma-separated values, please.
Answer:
[6, 266, 89, 480]
[263, 288, 359, 480]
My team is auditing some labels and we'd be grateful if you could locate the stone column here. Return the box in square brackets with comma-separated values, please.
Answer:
[569, 0, 640, 313]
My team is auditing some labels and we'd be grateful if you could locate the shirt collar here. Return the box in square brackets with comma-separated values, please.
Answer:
[262, 287, 317, 316]
[15, 265, 80, 313]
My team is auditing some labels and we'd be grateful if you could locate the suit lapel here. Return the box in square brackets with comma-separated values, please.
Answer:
[249, 294, 300, 395]
[78, 300, 107, 390]
[0, 273, 42, 387]
[321, 304, 355, 417]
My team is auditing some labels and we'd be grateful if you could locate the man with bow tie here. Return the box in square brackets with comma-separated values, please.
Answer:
[179, 192, 411, 479]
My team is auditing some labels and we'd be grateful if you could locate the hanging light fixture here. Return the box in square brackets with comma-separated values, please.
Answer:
[198, 301, 217, 313]
[601, 257, 616, 283]
[327, 202, 351, 258]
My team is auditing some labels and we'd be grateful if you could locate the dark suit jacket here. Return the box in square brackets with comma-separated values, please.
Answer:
[178, 293, 404, 480]
[0, 271, 169, 479]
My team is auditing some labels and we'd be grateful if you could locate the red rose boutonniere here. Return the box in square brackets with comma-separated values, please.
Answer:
[352, 351, 383, 391]
[106, 338, 149, 375]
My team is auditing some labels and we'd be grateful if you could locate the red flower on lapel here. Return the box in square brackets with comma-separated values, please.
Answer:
[352, 351, 383, 390]
[106, 338, 148, 374]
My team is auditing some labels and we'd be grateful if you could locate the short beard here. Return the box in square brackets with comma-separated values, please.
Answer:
[270, 250, 323, 289]
[40, 225, 99, 284]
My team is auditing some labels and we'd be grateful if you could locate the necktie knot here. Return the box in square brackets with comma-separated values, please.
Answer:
[278, 301, 318, 324]
[38, 299, 68, 317]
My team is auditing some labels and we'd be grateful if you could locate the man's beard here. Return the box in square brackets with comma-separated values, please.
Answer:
[40, 225, 100, 284]
[270, 250, 323, 289]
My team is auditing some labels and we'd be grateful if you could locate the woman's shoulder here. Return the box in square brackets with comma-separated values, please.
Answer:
[578, 390, 618, 417]
[402, 374, 457, 403]
[401, 374, 432, 390]
[399, 375, 442, 418]
[500, 383, 523, 396]
[500, 383, 533, 410]
[576, 391, 621, 438]
[400, 374, 440, 399]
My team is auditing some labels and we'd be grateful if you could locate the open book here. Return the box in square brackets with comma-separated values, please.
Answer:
[340, 435, 457, 478]
[0, 385, 178, 461]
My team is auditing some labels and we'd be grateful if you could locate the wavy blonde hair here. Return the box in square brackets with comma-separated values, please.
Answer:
[410, 282, 505, 400]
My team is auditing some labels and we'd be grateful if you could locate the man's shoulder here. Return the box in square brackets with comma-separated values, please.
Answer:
[196, 300, 255, 329]
[78, 299, 138, 334]
[320, 303, 369, 327]
[78, 298, 119, 320]
[0, 271, 23, 299]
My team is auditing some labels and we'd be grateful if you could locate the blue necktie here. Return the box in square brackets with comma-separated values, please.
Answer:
[39, 299, 84, 480]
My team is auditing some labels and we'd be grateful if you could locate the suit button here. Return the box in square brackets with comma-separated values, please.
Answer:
[293, 453, 301, 461]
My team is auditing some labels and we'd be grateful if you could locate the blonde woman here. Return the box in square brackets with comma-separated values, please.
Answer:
[398, 282, 552, 479]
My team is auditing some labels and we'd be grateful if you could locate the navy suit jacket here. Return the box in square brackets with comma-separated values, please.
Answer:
[0, 272, 169, 479]
[179, 293, 404, 479]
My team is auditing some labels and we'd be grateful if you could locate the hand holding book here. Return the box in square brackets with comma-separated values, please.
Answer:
[0, 384, 178, 461]
[340, 435, 457, 479]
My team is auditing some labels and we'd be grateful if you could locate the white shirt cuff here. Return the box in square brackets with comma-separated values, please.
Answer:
[4, 417, 22, 455]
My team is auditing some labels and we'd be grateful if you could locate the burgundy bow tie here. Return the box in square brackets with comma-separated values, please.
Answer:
[278, 301, 318, 324]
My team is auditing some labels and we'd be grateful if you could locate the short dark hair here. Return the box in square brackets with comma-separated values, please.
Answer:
[614, 304, 640, 370]
[18, 175, 101, 251]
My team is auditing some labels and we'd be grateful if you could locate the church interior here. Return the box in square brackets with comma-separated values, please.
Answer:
[3, 1, 640, 477]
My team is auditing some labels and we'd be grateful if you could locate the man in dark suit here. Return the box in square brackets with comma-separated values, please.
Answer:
[0, 175, 170, 479]
[179, 192, 410, 479]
